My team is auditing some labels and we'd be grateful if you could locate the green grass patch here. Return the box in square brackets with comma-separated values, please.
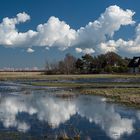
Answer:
[30, 82, 140, 88]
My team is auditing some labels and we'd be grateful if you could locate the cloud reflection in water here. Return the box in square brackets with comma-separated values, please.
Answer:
[0, 91, 135, 139]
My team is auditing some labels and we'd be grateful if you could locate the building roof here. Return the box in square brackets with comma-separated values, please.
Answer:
[128, 57, 140, 67]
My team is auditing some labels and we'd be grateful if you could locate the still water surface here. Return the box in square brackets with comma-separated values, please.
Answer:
[0, 82, 140, 139]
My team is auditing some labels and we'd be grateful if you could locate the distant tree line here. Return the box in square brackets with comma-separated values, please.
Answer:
[44, 52, 131, 74]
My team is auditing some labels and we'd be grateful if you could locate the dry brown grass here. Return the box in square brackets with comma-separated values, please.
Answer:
[0, 72, 43, 80]
[81, 88, 140, 107]
[0, 71, 140, 81]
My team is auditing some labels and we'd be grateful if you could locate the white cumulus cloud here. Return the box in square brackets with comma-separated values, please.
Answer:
[27, 48, 35, 53]
[74, 5, 135, 49]
[0, 12, 37, 47]
[98, 23, 140, 54]
[75, 47, 95, 54]
[0, 5, 139, 55]
[35, 16, 76, 50]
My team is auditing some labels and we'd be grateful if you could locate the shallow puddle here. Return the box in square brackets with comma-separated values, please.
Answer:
[0, 82, 140, 139]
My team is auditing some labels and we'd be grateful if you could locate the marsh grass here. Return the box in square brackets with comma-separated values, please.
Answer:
[1, 72, 140, 108]
[1, 72, 140, 80]
[30, 82, 140, 88]
[80, 88, 140, 108]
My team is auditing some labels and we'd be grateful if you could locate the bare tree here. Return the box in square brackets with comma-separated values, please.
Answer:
[64, 53, 76, 74]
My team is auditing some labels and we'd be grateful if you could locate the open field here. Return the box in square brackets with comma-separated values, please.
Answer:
[0, 71, 140, 80]
[0, 72, 43, 80]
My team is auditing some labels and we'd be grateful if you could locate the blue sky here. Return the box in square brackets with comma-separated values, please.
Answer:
[0, 0, 140, 68]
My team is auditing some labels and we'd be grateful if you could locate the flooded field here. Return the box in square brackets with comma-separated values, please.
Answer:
[15, 77, 140, 83]
[0, 81, 140, 139]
